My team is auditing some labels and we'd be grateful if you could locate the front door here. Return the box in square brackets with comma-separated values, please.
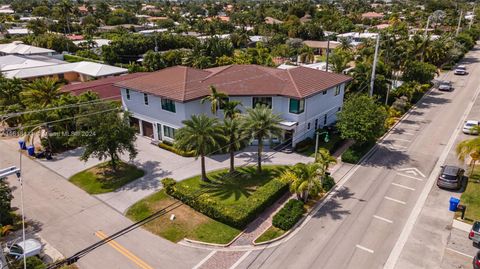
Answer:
[284, 130, 293, 142]
[142, 121, 154, 138]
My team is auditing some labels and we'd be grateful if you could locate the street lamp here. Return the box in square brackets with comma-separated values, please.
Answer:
[0, 166, 26, 269]
[314, 131, 329, 162]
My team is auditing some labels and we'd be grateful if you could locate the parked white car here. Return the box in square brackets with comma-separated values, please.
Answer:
[463, 120, 480, 135]
[4, 239, 42, 260]
[454, 65, 468, 75]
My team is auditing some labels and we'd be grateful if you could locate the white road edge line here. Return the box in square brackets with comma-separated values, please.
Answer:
[396, 173, 424, 181]
[192, 250, 217, 269]
[373, 215, 393, 223]
[384, 196, 407, 205]
[391, 182, 415, 191]
[445, 247, 474, 259]
[356, 244, 374, 254]
[384, 81, 480, 268]
[229, 250, 252, 269]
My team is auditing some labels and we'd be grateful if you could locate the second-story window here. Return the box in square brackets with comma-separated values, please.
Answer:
[335, 85, 341, 96]
[161, 98, 176, 113]
[144, 93, 149, 105]
[126, 89, 130, 100]
[289, 98, 305, 114]
[252, 97, 272, 108]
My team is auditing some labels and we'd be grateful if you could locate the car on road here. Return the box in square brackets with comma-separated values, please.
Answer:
[438, 80, 454, 91]
[463, 120, 480, 135]
[474, 250, 480, 269]
[437, 165, 465, 190]
[4, 239, 42, 260]
[470, 221, 480, 245]
[454, 65, 468, 75]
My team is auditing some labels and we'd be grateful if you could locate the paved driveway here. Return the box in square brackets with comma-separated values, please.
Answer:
[23, 136, 313, 213]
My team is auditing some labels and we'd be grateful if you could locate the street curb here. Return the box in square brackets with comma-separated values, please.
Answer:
[183, 230, 245, 248]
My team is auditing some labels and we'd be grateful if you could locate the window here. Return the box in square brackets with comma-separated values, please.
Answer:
[126, 89, 130, 100]
[307, 123, 311, 130]
[315, 119, 318, 130]
[161, 98, 176, 113]
[289, 98, 305, 114]
[252, 97, 272, 108]
[163, 125, 176, 139]
[324, 114, 328, 125]
[144, 93, 149, 105]
[335, 85, 341, 96]
[337, 107, 342, 112]
[323, 90, 328, 95]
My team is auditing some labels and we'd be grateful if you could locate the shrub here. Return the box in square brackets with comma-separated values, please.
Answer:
[161, 178, 176, 195]
[294, 137, 314, 151]
[322, 176, 335, 192]
[169, 177, 289, 228]
[341, 142, 375, 164]
[159, 142, 196, 157]
[272, 199, 305, 230]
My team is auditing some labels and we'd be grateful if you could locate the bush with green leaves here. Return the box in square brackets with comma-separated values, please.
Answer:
[161, 178, 176, 194]
[169, 178, 288, 228]
[341, 142, 375, 164]
[0, 180, 13, 226]
[158, 141, 196, 157]
[272, 199, 305, 231]
[11, 256, 46, 269]
[322, 175, 336, 192]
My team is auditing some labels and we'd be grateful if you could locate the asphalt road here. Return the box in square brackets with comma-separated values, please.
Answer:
[235, 46, 480, 269]
[0, 140, 209, 269]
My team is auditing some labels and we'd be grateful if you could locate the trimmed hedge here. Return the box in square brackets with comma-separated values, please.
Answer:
[164, 176, 289, 228]
[322, 175, 335, 192]
[341, 142, 375, 164]
[272, 199, 305, 230]
[159, 141, 196, 157]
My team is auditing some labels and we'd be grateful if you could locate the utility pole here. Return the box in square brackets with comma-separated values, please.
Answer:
[370, 34, 380, 97]
[456, 9, 463, 36]
[325, 38, 330, 72]
[424, 15, 431, 40]
[470, 5, 476, 30]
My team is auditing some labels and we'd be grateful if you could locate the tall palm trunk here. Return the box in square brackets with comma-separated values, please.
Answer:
[201, 154, 208, 181]
[229, 134, 235, 173]
[257, 136, 263, 173]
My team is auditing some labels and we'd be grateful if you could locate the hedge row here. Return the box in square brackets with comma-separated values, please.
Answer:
[158, 141, 196, 157]
[163, 177, 289, 228]
[272, 199, 305, 231]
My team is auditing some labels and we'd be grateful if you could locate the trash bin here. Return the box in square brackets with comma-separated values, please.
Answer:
[449, 197, 460, 212]
[26, 146, 35, 157]
[18, 140, 26, 150]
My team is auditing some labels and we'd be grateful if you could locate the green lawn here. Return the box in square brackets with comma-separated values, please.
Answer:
[455, 168, 480, 224]
[127, 190, 240, 243]
[69, 161, 144, 194]
[178, 165, 286, 206]
[254, 226, 286, 244]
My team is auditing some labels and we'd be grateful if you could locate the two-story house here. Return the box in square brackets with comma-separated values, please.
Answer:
[116, 64, 352, 148]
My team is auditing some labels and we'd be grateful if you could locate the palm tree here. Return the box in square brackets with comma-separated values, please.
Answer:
[222, 100, 242, 119]
[330, 49, 351, 74]
[223, 117, 247, 173]
[456, 133, 480, 175]
[242, 105, 282, 173]
[21, 78, 63, 107]
[175, 115, 224, 181]
[338, 37, 353, 52]
[201, 86, 228, 116]
[315, 148, 337, 184]
[280, 162, 323, 202]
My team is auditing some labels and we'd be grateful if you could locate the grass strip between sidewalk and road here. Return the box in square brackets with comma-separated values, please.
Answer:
[455, 167, 480, 224]
[254, 226, 286, 244]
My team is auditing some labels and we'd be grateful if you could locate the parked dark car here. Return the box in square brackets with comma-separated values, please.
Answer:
[437, 165, 464, 190]
[473, 250, 480, 269]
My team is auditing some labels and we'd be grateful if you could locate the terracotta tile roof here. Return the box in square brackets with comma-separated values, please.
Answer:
[361, 12, 384, 19]
[115, 64, 351, 102]
[62, 72, 149, 99]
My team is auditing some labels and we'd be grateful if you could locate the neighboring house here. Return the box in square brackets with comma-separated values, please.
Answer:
[7, 28, 31, 35]
[61, 72, 149, 99]
[3, 61, 128, 82]
[117, 64, 351, 147]
[361, 12, 384, 20]
[0, 55, 65, 71]
[0, 41, 56, 56]
[303, 40, 340, 56]
[265, 17, 283, 25]
[336, 32, 378, 44]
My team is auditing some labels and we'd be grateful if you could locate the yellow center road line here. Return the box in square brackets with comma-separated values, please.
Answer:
[95, 230, 154, 269]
